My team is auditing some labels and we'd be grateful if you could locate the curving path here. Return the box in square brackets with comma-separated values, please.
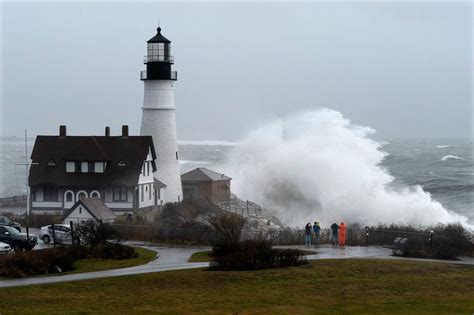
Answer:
[1, 243, 473, 289]
[0, 243, 209, 289]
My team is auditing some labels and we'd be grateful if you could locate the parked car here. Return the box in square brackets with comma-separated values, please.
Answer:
[0, 241, 11, 255]
[39, 224, 80, 246]
[0, 225, 37, 252]
[0, 215, 21, 232]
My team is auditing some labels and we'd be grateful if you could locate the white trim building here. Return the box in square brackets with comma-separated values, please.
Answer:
[29, 125, 163, 215]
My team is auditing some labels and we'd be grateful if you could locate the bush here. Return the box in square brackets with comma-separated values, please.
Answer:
[210, 212, 246, 243]
[429, 224, 472, 259]
[0, 243, 138, 278]
[89, 243, 138, 260]
[210, 239, 306, 271]
[374, 223, 473, 259]
[76, 221, 120, 247]
[208, 213, 305, 270]
[0, 247, 77, 278]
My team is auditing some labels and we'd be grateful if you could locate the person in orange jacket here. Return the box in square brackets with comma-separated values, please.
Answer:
[338, 222, 346, 246]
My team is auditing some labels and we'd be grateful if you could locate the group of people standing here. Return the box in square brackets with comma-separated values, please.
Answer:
[304, 221, 347, 246]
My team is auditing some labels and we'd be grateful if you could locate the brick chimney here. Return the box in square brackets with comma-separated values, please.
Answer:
[105, 126, 110, 136]
[59, 125, 66, 138]
[122, 125, 129, 138]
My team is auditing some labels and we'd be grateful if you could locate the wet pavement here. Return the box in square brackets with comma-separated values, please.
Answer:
[282, 244, 474, 265]
[0, 243, 473, 288]
[0, 244, 209, 288]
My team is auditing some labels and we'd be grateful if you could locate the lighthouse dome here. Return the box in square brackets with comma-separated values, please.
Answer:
[147, 27, 171, 43]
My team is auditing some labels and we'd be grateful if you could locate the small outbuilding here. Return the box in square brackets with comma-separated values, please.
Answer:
[63, 197, 116, 225]
[181, 167, 231, 203]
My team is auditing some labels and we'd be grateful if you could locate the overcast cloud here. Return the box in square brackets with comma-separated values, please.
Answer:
[1, 1, 472, 140]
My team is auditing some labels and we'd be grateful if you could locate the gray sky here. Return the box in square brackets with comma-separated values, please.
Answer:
[1, 1, 472, 140]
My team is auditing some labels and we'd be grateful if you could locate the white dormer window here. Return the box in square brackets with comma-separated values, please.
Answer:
[47, 160, 56, 167]
[66, 162, 75, 173]
[95, 162, 105, 173]
[118, 161, 126, 167]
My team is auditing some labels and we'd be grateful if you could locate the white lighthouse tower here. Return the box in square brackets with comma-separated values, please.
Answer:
[140, 27, 182, 203]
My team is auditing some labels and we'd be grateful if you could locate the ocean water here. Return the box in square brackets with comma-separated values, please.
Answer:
[1, 134, 472, 226]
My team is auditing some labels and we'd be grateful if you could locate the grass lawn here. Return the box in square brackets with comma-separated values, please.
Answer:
[188, 249, 318, 262]
[1, 259, 473, 314]
[67, 246, 157, 274]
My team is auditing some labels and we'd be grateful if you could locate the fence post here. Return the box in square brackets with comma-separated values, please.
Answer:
[365, 226, 369, 246]
[70, 221, 75, 246]
[52, 223, 56, 246]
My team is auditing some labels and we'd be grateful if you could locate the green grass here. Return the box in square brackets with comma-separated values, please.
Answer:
[188, 249, 317, 262]
[67, 246, 157, 274]
[3, 259, 472, 314]
[188, 250, 213, 262]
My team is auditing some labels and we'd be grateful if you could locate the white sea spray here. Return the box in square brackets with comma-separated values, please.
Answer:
[224, 108, 472, 229]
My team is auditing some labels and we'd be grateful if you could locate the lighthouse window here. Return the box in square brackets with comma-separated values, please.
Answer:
[148, 43, 158, 62]
[147, 43, 166, 62]
[158, 43, 165, 61]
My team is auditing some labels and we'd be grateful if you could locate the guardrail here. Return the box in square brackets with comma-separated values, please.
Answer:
[111, 224, 473, 257]
[144, 55, 174, 64]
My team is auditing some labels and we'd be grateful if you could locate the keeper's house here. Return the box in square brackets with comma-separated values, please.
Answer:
[28, 125, 165, 214]
[181, 167, 231, 203]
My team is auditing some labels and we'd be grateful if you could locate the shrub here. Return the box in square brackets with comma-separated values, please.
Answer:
[429, 223, 472, 260]
[0, 243, 138, 278]
[374, 223, 472, 259]
[76, 221, 120, 246]
[89, 243, 138, 260]
[0, 247, 77, 278]
[209, 212, 246, 243]
[210, 239, 306, 271]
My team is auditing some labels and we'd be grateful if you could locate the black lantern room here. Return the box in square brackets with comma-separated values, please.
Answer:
[141, 27, 177, 81]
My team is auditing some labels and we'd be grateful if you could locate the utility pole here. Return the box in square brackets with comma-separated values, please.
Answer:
[15, 130, 38, 239]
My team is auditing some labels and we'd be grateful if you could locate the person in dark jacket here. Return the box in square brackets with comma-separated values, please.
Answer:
[312, 221, 321, 246]
[330, 223, 339, 245]
[304, 223, 312, 246]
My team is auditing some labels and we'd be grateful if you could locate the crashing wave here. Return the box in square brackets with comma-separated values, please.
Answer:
[224, 108, 471, 229]
[436, 145, 454, 148]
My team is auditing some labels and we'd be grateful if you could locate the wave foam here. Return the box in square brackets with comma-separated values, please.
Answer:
[178, 140, 238, 146]
[436, 145, 454, 148]
[224, 108, 471, 229]
[441, 155, 465, 162]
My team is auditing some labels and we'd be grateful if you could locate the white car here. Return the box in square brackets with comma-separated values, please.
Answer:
[0, 241, 11, 254]
[39, 224, 80, 245]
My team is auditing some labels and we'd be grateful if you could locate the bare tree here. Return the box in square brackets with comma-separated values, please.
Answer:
[209, 213, 246, 243]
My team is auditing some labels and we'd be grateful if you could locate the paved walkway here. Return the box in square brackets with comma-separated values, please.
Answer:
[0, 244, 209, 288]
[281, 244, 474, 265]
[1, 243, 473, 289]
